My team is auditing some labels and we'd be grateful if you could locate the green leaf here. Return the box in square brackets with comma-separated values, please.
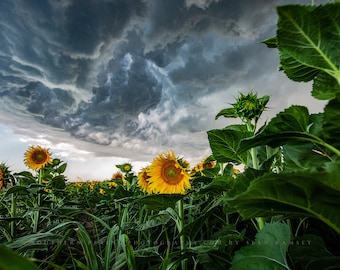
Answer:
[323, 98, 340, 150]
[56, 163, 67, 174]
[120, 234, 136, 270]
[282, 144, 329, 171]
[261, 105, 310, 133]
[227, 164, 340, 234]
[182, 209, 214, 241]
[0, 245, 40, 270]
[1, 185, 29, 199]
[289, 234, 340, 270]
[262, 36, 278, 48]
[276, 4, 340, 87]
[200, 175, 232, 193]
[226, 168, 267, 199]
[197, 250, 232, 270]
[104, 225, 119, 269]
[136, 214, 171, 230]
[215, 108, 237, 120]
[230, 222, 291, 270]
[135, 194, 183, 211]
[239, 106, 340, 157]
[75, 224, 101, 270]
[312, 71, 340, 100]
[207, 128, 251, 164]
[6, 233, 62, 250]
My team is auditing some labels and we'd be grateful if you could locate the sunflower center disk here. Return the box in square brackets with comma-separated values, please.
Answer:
[34, 152, 48, 164]
[162, 163, 182, 185]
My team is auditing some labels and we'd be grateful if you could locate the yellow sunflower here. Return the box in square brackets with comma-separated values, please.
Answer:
[122, 163, 132, 172]
[191, 161, 205, 175]
[112, 172, 124, 181]
[137, 167, 152, 194]
[111, 172, 126, 185]
[24, 146, 52, 171]
[108, 181, 118, 188]
[147, 150, 191, 194]
[191, 158, 216, 176]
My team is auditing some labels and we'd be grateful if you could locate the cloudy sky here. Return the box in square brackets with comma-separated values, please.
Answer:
[0, 0, 327, 181]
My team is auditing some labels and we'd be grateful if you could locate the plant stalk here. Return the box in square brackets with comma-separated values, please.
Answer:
[10, 193, 16, 238]
[33, 169, 43, 233]
[246, 120, 265, 230]
[178, 198, 187, 270]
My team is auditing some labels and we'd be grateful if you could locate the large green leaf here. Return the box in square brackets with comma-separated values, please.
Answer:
[277, 4, 340, 86]
[239, 105, 312, 150]
[207, 127, 251, 164]
[0, 245, 40, 270]
[312, 71, 340, 100]
[227, 163, 340, 234]
[323, 98, 340, 150]
[230, 222, 291, 270]
[239, 106, 340, 157]
[282, 144, 329, 171]
[261, 105, 310, 133]
[289, 234, 340, 270]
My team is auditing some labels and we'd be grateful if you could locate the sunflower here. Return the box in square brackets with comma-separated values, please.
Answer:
[111, 172, 126, 185]
[24, 146, 52, 171]
[122, 163, 132, 172]
[147, 150, 191, 194]
[112, 172, 124, 181]
[116, 162, 132, 173]
[108, 181, 118, 188]
[137, 167, 152, 194]
[191, 157, 216, 176]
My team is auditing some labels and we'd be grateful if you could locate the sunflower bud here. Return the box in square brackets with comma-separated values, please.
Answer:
[233, 92, 269, 122]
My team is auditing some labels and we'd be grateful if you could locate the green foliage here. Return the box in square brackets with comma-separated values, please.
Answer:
[289, 234, 340, 269]
[208, 125, 251, 164]
[0, 245, 40, 270]
[230, 222, 291, 270]
[227, 162, 340, 234]
[263, 3, 340, 99]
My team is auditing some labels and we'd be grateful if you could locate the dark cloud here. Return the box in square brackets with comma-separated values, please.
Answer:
[0, 0, 329, 163]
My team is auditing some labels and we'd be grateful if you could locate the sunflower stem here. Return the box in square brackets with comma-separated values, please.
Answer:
[10, 193, 17, 238]
[246, 120, 265, 230]
[33, 169, 43, 233]
[178, 198, 187, 270]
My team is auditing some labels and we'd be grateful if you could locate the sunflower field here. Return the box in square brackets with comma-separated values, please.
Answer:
[1, 2, 340, 269]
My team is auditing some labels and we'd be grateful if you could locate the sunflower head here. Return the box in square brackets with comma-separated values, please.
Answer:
[147, 150, 191, 194]
[233, 92, 269, 122]
[24, 146, 52, 171]
[191, 156, 216, 176]
[137, 167, 152, 194]
[111, 172, 126, 185]
[116, 162, 132, 173]
[0, 163, 13, 189]
[112, 172, 124, 180]
[108, 181, 118, 188]
[191, 161, 205, 175]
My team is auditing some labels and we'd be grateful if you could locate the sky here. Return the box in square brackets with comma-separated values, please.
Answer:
[0, 0, 328, 181]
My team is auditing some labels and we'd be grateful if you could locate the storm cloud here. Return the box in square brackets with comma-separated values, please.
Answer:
[0, 0, 328, 173]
